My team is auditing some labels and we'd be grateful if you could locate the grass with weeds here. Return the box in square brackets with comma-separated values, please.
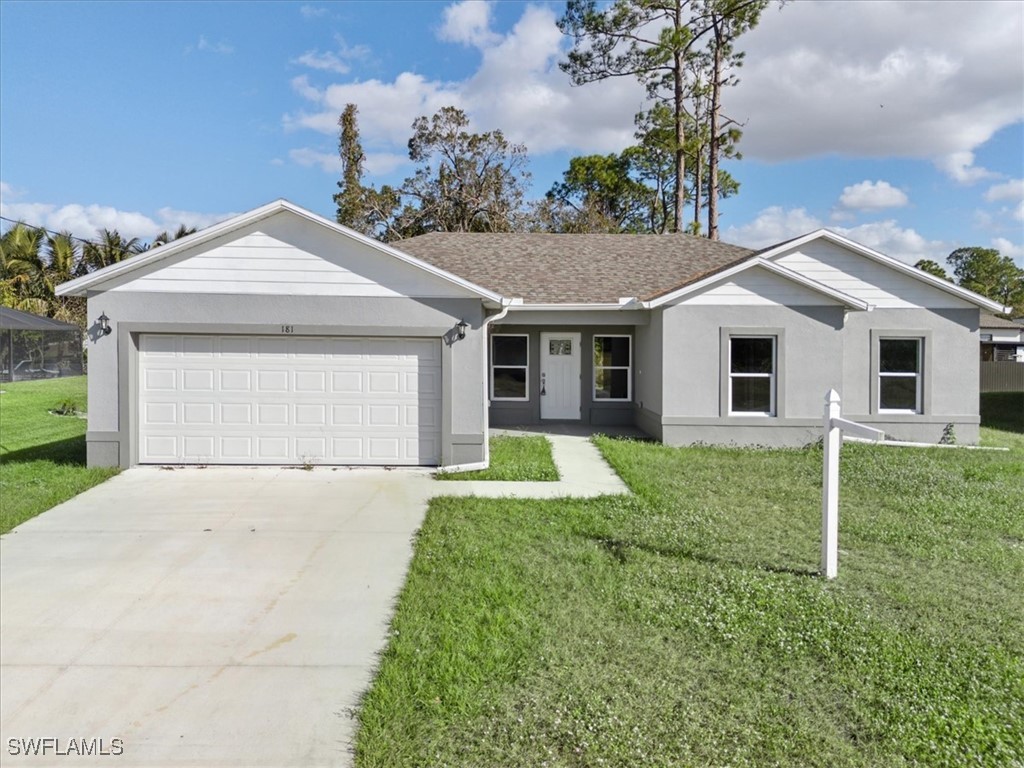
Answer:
[0, 377, 118, 533]
[357, 431, 1023, 765]
[436, 435, 558, 481]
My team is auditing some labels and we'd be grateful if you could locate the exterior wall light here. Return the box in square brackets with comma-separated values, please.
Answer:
[99, 313, 112, 336]
[456, 320, 468, 340]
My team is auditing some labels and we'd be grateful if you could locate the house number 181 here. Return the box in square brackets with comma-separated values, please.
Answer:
[281, 325, 294, 334]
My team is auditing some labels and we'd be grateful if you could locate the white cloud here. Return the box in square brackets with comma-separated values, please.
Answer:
[293, 50, 352, 75]
[283, 1, 1022, 184]
[292, 37, 370, 75]
[299, 5, 328, 19]
[364, 152, 411, 176]
[284, 71, 465, 146]
[722, 206, 823, 247]
[154, 207, 235, 233]
[838, 180, 909, 211]
[723, 206, 951, 265]
[985, 178, 1024, 202]
[992, 236, 1024, 264]
[732, 1, 1023, 180]
[438, 1, 501, 48]
[288, 148, 343, 174]
[0, 195, 234, 243]
[0, 180, 20, 201]
[1015, 201, 1024, 223]
[194, 35, 234, 55]
[283, 2, 639, 169]
[936, 151, 998, 184]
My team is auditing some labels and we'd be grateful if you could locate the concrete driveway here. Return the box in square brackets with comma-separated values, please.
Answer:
[0, 466, 436, 767]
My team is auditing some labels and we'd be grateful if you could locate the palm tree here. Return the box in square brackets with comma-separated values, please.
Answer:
[82, 228, 145, 270]
[151, 223, 198, 248]
[46, 232, 80, 285]
[0, 222, 48, 298]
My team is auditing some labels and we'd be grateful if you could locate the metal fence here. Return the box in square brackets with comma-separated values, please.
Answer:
[1, 328, 84, 382]
[980, 361, 1024, 392]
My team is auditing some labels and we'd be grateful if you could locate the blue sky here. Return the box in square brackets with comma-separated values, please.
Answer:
[1, 0, 1022, 267]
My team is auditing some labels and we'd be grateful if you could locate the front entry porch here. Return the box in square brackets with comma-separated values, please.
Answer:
[487, 323, 646, 429]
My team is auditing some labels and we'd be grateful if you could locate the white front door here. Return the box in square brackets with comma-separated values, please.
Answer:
[540, 332, 581, 420]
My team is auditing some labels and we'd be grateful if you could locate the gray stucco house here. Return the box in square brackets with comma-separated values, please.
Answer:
[57, 199, 1008, 469]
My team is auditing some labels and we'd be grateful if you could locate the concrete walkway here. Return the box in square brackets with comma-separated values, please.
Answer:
[0, 433, 627, 767]
[432, 432, 631, 498]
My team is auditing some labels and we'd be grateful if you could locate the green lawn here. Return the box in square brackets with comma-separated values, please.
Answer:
[357, 427, 1024, 764]
[980, 391, 1024, 450]
[0, 377, 118, 534]
[436, 435, 559, 481]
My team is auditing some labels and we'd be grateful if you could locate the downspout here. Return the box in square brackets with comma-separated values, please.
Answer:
[479, 298, 516, 468]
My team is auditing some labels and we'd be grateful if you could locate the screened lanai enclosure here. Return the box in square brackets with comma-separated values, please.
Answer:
[0, 307, 83, 382]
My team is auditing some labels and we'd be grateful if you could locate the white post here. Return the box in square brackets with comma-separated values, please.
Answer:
[821, 389, 841, 579]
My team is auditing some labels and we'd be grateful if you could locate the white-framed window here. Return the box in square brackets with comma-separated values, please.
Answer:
[729, 336, 776, 416]
[878, 337, 922, 413]
[593, 335, 632, 400]
[491, 334, 529, 401]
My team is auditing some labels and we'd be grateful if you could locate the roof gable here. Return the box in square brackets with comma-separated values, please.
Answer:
[57, 200, 502, 302]
[758, 230, 1008, 313]
[648, 258, 869, 310]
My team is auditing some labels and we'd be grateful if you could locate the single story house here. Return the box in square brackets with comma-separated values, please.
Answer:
[979, 312, 1024, 363]
[56, 199, 1008, 469]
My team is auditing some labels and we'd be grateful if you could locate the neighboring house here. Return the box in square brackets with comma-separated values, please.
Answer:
[56, 200, 1008, 469]
[979, 312, 1024, 363]
[979, 312, 1024, 393]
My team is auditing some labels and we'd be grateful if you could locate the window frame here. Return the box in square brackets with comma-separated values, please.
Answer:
[877, 336, 923, 414]
[490, 334, 529, 402]
[592, 334, 633, 402]
[727, 335, 777, 417]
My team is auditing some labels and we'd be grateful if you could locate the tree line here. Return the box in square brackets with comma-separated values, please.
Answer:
[915, 250, 1024, 318]
[336, 0, 771, 240]
[0, 223, 195, 327]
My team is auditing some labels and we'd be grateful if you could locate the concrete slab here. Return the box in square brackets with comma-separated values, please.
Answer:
[1, 433, 629, 767]
[1, 468, 434, 767]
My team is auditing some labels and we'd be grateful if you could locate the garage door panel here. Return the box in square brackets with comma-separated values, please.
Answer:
[183, 402, 215, 425]
[144, 369, 177, 391]
[220, 370, 251, 391]
[183, 436, 215, 459]
[220, 403, 252, 425]
[257, 436, 290, 460]
[182, 337, 215, 356]
[295, 371, 326, 392]
[368, 371, 400, 393]
[182, 370, 214, 391]
[221, 436, 253, 460]
[139, 334, 441, 465]
[331, 404, 362, 426]
[144, 435, 178, 460]
[295, 437, 327, 459]
[141, 335, 178, 355]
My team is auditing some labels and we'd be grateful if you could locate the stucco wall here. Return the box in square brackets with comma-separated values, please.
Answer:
[656, 303, 981, 446]
[85, 292, 485, 467]
[633, 311, 664, 439]
[841, 307, 980, 443]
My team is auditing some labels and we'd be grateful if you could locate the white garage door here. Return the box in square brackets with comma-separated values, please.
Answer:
[138, 334, 441, 465]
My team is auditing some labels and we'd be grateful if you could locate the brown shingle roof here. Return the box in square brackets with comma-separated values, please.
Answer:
[396, 232, 755, 304]
[980, 311, 1023, 329]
